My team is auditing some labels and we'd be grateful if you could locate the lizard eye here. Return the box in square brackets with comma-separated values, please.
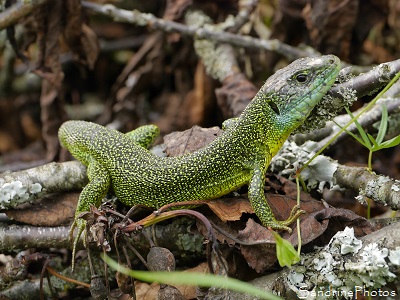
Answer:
[268, 102, 280, 114]
[296, 73, 308, 83]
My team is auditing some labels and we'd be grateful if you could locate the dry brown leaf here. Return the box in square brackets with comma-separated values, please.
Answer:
[30, 0, 100, 160]
[237, 219, 277, 272]
[80, 24, 100, 69]
[135, 281, 160, 300]
[5, 192, 78, 226]
[206, 197, 253, 222]
[35, 1, 66, 161]
[302, 0, 358, 59]
[164, 125, 222, 156]
[236, 204, 375, 273]
[174, 263, 208, 299]
[0, 131, 18, 152]
[64, 0, 99, 68]
[194, 175, 375, 273]
[64, 0, 83, 51]
[41, 0, 100, 69]
[175, 61, 215, 129]
[133, 262, 207, 299]
[215, 72, 258, 118]
[306, 206, 376, 244]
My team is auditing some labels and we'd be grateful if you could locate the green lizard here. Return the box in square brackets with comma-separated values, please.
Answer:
[59, 55, 340, 268]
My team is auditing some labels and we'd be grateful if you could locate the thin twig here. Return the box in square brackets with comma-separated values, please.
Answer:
[46, 266, 90, 288]
[81, 1, 315, 60]
[0, 0, 48, 29]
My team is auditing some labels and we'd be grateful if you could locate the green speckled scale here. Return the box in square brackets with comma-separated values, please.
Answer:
[59, 55, 340, 269]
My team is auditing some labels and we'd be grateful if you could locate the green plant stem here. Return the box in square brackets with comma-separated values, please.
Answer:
[368, 150, 373, 172]
[296, 176, 302, 256]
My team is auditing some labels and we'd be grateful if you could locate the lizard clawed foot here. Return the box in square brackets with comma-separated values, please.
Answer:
[287, 204, 306, 221]
[69, 218, 86, 272]
[266, 205, 306, 233]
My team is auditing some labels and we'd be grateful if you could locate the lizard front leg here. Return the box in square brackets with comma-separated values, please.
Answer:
[248, 162, 304, 233]
[222, 117, 239, 130]
[125, 124, 160, 148]
[70, 161, 110, 271]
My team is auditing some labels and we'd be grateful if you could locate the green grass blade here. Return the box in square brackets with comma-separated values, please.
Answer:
[367, 133, 379, 150]
[103, 254, 282, 300]
[376, 104, 388, 145]
[344, 107, 372, 148]
[378, 134, 400, 149]
[333, 119, 366, 146]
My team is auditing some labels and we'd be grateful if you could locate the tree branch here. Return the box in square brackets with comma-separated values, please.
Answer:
[81, 1, 315, 60]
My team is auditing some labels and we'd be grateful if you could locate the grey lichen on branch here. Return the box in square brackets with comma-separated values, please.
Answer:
[186, 10, 239, 82]
[270, 140, 400, 209]
[287, 226, 400, 298]
[336, 165, 400, 211]
[0, 161, 87, 210]
[227, 224, 400, 299]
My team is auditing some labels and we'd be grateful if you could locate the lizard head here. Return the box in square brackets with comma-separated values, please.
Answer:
[259, 55, 340, 137]
[237, 55, 340, 154]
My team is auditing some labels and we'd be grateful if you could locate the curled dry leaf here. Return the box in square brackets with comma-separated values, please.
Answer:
[206, 197, 254, 222]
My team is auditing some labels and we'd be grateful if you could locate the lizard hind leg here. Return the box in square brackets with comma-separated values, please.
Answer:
[70, 161, 110, 271]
